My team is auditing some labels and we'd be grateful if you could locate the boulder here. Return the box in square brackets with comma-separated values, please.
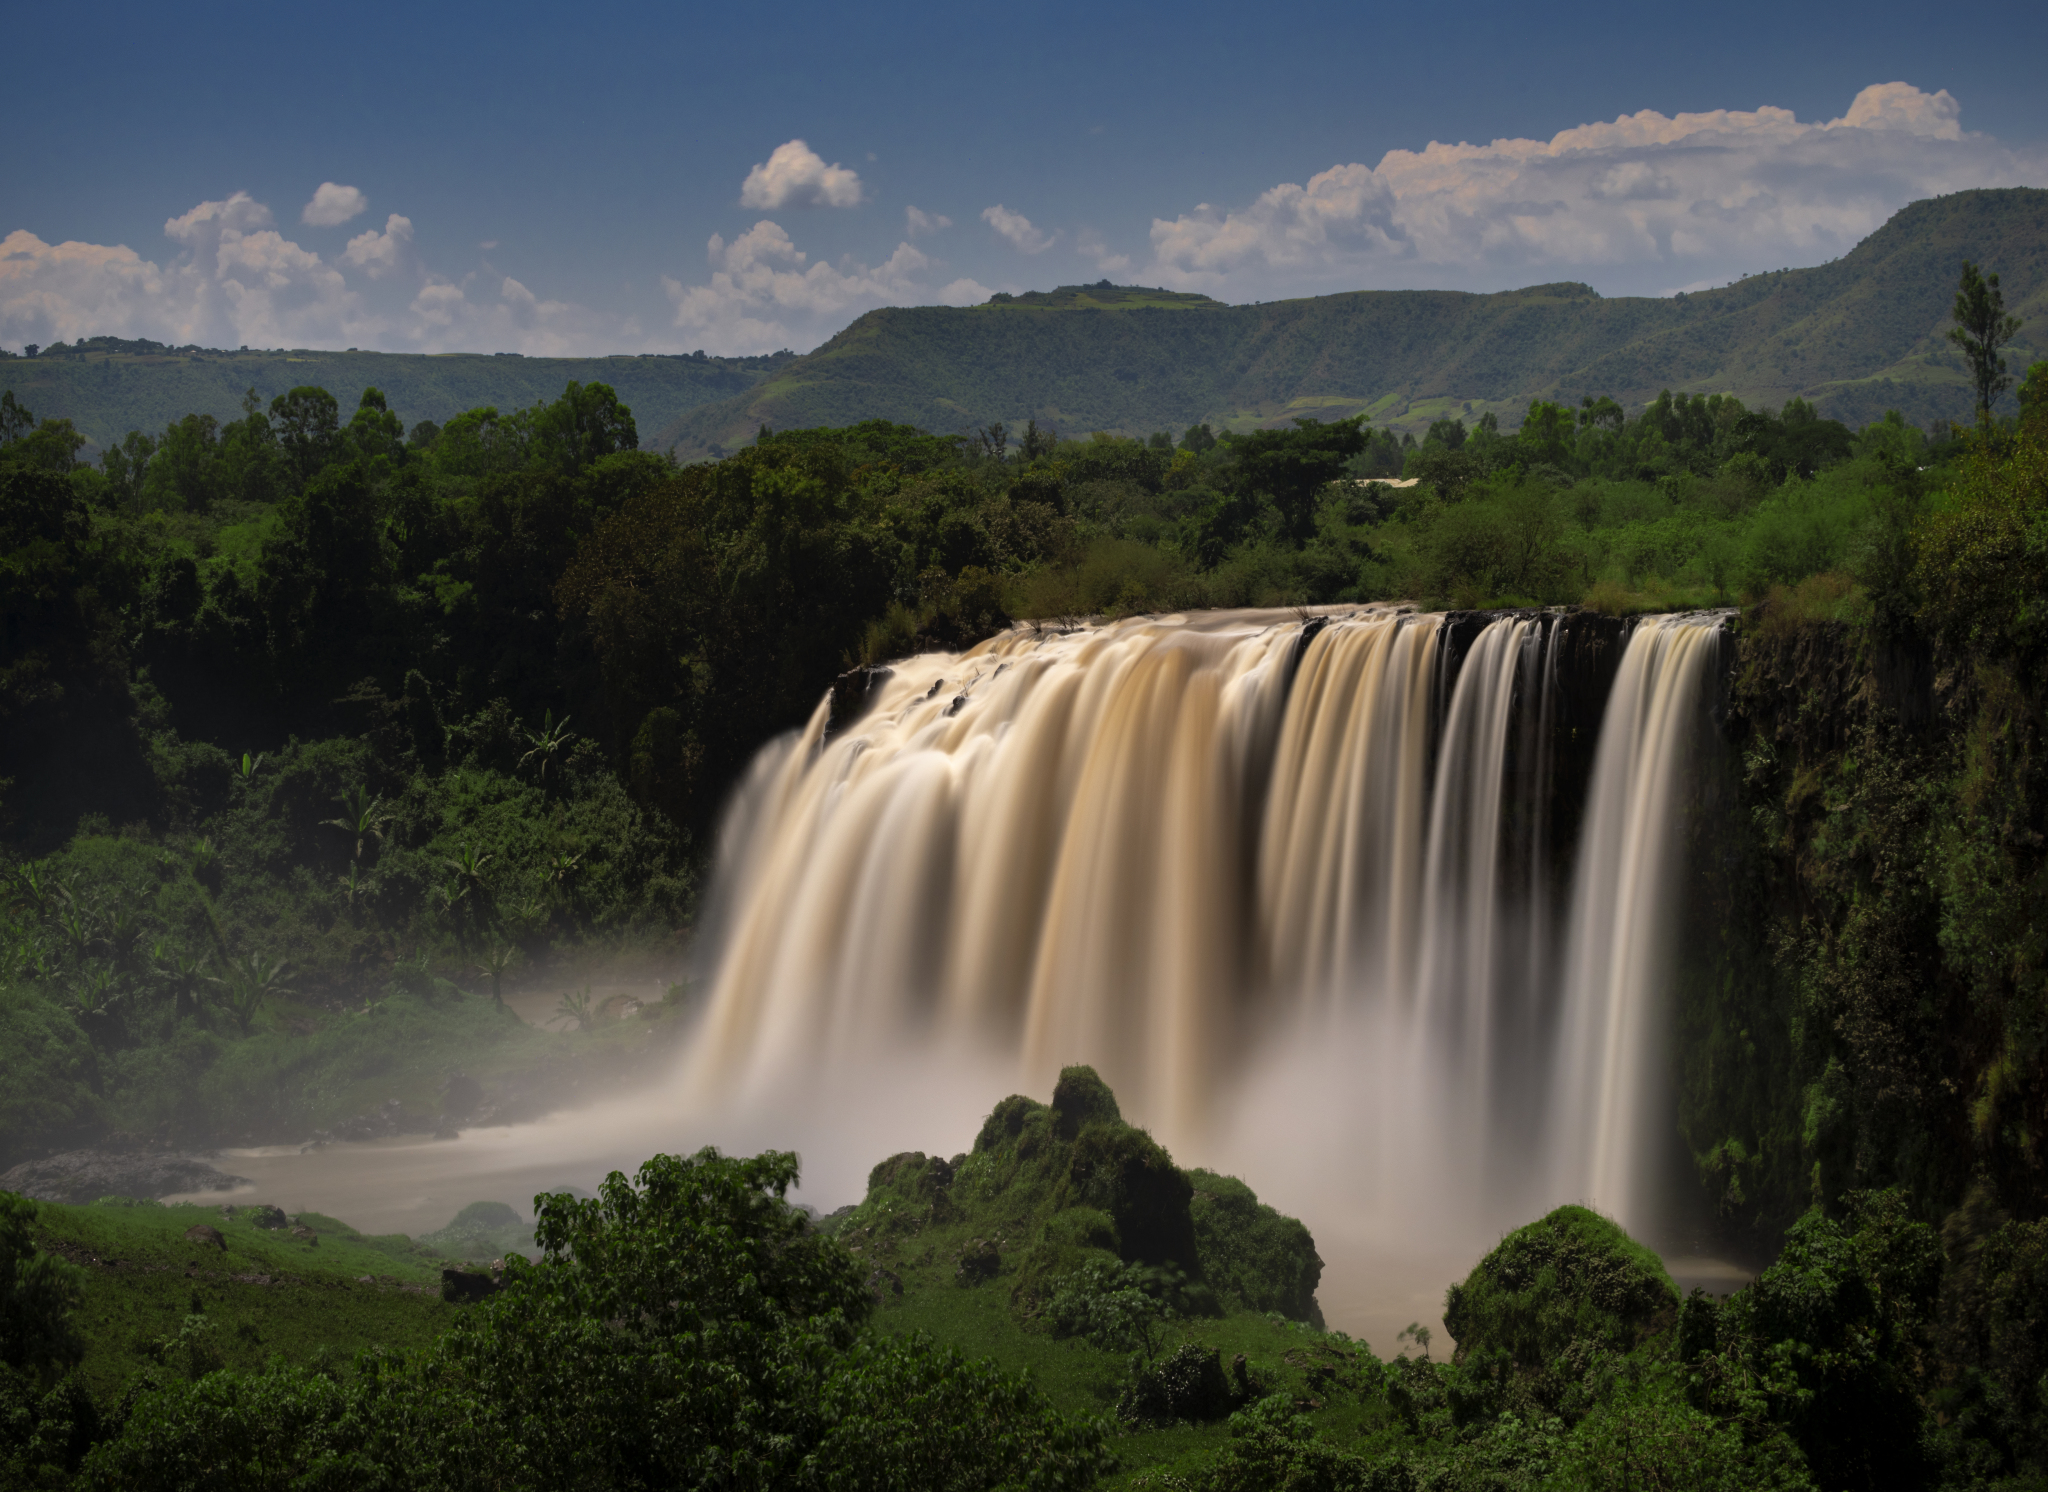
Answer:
[247, 1204, 289, 1229]
[440, 1267, 499, 1304]
[0, 1150, 249, 1205]
[184, 1224, 227, 1251]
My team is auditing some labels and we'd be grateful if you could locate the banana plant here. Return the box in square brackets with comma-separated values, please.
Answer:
[152, 938, 209, 1020]
[210, 951, 292, 1035]
[323, 785, 394, 867]
[236, 751, 265, 784]
[516, 711, 576, 789]
[554, 985, 595, 1032]
[99, 892, 144, 970]
[475, 938, 519, 1006]
[54, 897, 97, 966]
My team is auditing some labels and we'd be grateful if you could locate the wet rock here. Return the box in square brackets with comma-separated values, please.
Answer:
[0, 1150, 249, 1205]
[955, 1237, 1000, 1284]
[440, 1267, 499, 1304]
[184, 1224, 227, 1251]
[865, 1266, 904, 1303]
[440, 1071, 483, 1120]
[825, 664, 895, 741]
[247, 1204, 289, 1229]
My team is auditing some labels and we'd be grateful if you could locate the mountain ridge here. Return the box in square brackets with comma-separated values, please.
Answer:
[658, 187, 2047, 453]
[4, 190, 2042, 459]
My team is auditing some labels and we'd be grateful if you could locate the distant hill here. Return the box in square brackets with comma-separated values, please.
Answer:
[0, 343, 794, 457]
[658, 187, 2048, 453]
[5, 190, 2042, 460]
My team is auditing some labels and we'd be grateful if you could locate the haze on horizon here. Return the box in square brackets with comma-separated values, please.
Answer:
[3, 0, 2045, 359]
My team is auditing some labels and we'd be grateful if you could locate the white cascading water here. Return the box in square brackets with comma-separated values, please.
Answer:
[682, 604, 1725, 1237]
[1549, 613, 1724, 1227]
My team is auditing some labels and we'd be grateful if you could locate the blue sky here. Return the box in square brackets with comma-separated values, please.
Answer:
[4, 0, 2045, 356]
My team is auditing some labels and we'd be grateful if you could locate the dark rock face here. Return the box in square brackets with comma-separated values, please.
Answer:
[440, 1268, 499, 1304]
[0, 1151, 249, 1205]
[824, 664, 894, 741]
[1116, 1344, 1244, 1427]
[183, 1224, 226, 1251]
[955, 1238, 1000, 1284]
[247, 1204, 289, 1229]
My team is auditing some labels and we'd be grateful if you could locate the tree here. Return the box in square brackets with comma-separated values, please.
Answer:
[1951, 260, 2024, 430]
[270, 385, 341, 488]
[1225, 417, 1368, 545]
[0, 1194, 84, 1379]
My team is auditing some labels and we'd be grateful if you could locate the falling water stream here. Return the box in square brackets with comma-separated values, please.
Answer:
[194, 603, 1730, 1349]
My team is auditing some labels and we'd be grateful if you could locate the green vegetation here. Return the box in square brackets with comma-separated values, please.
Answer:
[0, 342, 792, 462]
[662, 189, 2048, 454]
[13, 1071, 2048, 1487]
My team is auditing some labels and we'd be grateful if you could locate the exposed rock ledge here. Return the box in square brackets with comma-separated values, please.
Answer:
[0, 1150, 250, 1205]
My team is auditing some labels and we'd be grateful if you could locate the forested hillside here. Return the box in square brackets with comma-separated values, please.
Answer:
[662, 188, 2048, 453]
[0, 343, 793, 462]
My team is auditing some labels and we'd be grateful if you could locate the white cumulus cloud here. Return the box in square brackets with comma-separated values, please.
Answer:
[301, 182, 369, 227]
[0, 192, 638, 357]
[1145, 82, 2048, 298]
[906, 206, 952, 237]
[982, 204, 1054, 255]
[340, 214, 414, 279]
[663, 219, 942, 354]
[740, 140, 865, 210]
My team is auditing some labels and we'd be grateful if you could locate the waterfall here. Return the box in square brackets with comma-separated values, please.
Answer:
[682, 605, 1723, 1235]
[1550, 613, 1724, 1227]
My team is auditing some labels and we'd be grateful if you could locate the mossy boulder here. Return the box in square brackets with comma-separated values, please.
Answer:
[1443, 1205, 1676, 1415]
[1189, 1170, 1324, 1324]
[850, 1067, 1325, 1326]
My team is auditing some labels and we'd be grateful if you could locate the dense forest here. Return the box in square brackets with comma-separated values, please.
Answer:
[3, 251, 2048, 1485]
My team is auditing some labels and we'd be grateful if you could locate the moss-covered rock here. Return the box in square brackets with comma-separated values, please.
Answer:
[1443, 1205, 1676, 1416]
[1189, 1169, 1324, 1324]
[850, 1066, 1325, 1327]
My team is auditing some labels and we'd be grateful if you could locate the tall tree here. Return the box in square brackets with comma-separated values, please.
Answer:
[1950, 260, 2023, 430]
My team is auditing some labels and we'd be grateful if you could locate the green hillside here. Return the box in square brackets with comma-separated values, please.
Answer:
[659, 187, 2048, 454]
[0, 344, 792, 458]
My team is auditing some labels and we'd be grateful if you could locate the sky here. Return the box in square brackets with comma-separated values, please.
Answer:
[3, 0, 2045, 358]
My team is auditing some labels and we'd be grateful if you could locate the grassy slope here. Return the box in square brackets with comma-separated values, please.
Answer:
[662, 188, 2048, 452]
[32, 1199, 458, 1401]
[0, 349, 784, 456]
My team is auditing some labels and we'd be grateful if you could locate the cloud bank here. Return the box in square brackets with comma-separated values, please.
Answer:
[1146, 83, 2048, 297]
[0, 191, 641, 356]
[3, 84, 2039, 359]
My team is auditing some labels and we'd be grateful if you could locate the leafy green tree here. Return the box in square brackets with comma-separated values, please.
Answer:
[347, 387, 407, 464]
[0, 1193, 85, 1379]
[1950, 260, 2024, 430]
[143, 413, 224, 511]
[1225, 417, 1368, 545]
[270, 385, 342, 488]
[1516, 400, 1577, 468]
[1424, 417, 1467, 450]
[97, 430, 156, 507]
[0, 391, 32, 447]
